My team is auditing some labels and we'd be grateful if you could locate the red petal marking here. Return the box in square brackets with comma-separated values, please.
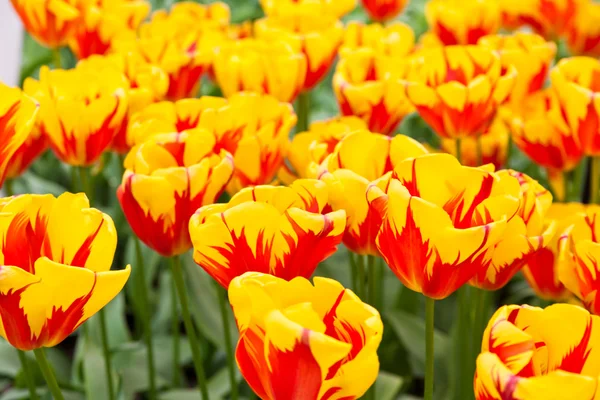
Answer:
[72, 27, 110, 59]
[343, 203, 382, 256]
[0, 101, 20, 184]
[236, 327, 271, 400]
[267, 329, 322, 400]
[3, 210, 48, 274]
[556, 317, 594, 374]
[166, 62, 207, 101]
[69, 219, 105, 268]
[303, 49, 337, 90]
[5, 133, 47, 179]
[577, 101, 600, 155]
[435, 22, 460, 46]
[362, 0, 404, 21]
[514, 125, 583, 170]
[443, 173, 494, 229]
[522, 248, 567, 300]
[83, 97, 122, 165]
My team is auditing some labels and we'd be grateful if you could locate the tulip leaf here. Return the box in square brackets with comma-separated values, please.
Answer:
[0, 343, 20, 378]
[82, 335, 114, 400]
[158, 365, 243, 400]
[374, 371, 405, 400]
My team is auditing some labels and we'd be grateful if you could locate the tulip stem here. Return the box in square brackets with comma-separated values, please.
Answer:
[171, 255, 210, 400]
[591, 157, 600, 204]
[134, 239, 157, 399]
[455, 139, 462, 163]
[33, 348, 64, 400]
[17, 350, 39, 400]
[424, 297, 435, 400]
[367, 255, 377, 308]
[357, 254, 367, 300]
[348, 251, 358, 290]
[4, 179, 14, 197]
[216, 282, 239, 400]
[99, 309, 116, 400]
[172, 276, 181, 387]
[52, 49, 62, 69]
[296, 91, 311, 133]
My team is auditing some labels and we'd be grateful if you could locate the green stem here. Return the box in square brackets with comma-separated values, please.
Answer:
[79, 167, 93, 203]
[216, 282, 239, 400]
[33, 348, 64, 400]
[4, 179, 14, 197]
[357, 254, 366, 300]
[468, 288, 489, 399]
[591, 156, 600, 204]
[424, 297, 435, 400]
[454, 286, 471, 400]
[348, 251, 358, 291]
[99, 309, 116, 400]
[17, 350, 39, 400]
[171, 275, 181, 387]
[476, 134, 483, 166]
[367, 255, 377, 308]
[52, 49, 62, 69]
[171, 256, 209, 400]
[455, 138, 462, 164]
[505, 133, 513, 169]
[134, 239, 157, 400]
[296, 91, 311, 133]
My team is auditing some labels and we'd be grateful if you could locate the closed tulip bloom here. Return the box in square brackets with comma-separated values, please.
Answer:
[470, 170, 555, 290]
[320, 131, 428, 256]
[4, 126, 47, 180]
[10, 0, 81, 48]
[334, 49, 414, 135]
[425, 0, 501, 45]
[367, 153, 519, 299]
[260, 0, 355, 18]
[229, 272, 382, 400]
[0, 193, 130, 351]
[522, 203, 583, 301]
[189, 180, 346, 289]
[565, 2, 600, 57]
[127, 93, 295, 193]
[475, 303, 600, 400]
[69, 0, 150, 59]
[551, 57, 600, 156]
[557, 205, 600, 315]
[361, 0, 408, 22]
[0, 84, 39, 187]
[255, 7, 343, 90]
[159, 1, 230, 32]
[23, 65, 128, 166]
[342, 21, 415, 58]
[214, 38, 307, 103]
[406, 45, 517, 140]
[478, 32, 556, 108]
[500, 0, 584, 39]
[118, 131, 234, 257]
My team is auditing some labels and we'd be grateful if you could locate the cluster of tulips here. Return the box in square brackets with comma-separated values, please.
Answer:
[3, 0, 600, 399]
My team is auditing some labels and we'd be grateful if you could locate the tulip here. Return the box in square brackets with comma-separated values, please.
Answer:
[77, 53, 169, 154]
[425, 0, 501, 45]
[367, 153, 519, 299]
[0, 193, 130, 350]
[500, 0, 584, 39]
[213, 38, 307, 103]
[565, 2, 600, 57]
[0, 83, 39, 188]
[360, 0, 408, 22]
[478, 32, 556, 109]
[4, 126, 47, 182]
[118, 130, 234, 257]
[69, 0, 150, 59]
[475, 303, 600, 400]
[189, 180, 346, 289]
[319, 130, 428, 256]
[334, 49, 414, 135]
[255, 7, 343, 91]
[343, 21, 414, 57]
[23, 65, 128, 166]
[10, 0, 81, 49]
[228, 272, 383, 400]
[127, 92, 295, 194]
[469, 170, 555, 290]
[405, 45, 517, 140]
[557, 204, 600, 315]
[522, 203, 583, 301]
[260, 0, 356, 17]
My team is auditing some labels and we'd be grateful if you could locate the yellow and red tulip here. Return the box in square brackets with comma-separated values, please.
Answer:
[254, 6, 344, 91]
[360, 0, 408, 22]
[0, 84, 39, 187]
[0, 193, 130, 351]
[127, 92, 295, 194]
[342, 21, 415, 58]
[557, 204, 600, 315]
[23, 64, 128, 166]
[470, 170, 555, 290]
[425, 0, 501, 45]
[334, 49, 414, 135]
[522, 203, 584, 301]
[4, 126, 47, 181]
[69, 0, 150, 59]
[565, 2, 600, 57]
[213, 38, 307, 103]
[405, 45, 517, 140]
[500, 0, 584, 39]
[189, 180, 346, 289]
[10, 0, 81, 49]
[118, 131, 234, 257]
[229, 272, 382, 400]
[320, 131, 428, 256]
[260, 0, 355, 18]
[367, 153, 520, 299]
[475, 303, 600, 400]
[478, 32, 556, 109]
[551, 57, 600, 156]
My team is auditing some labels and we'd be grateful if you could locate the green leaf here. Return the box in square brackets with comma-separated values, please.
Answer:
[159, 365, 242, 400]
[374, 371, 405, 400]
[82, 336, 113, 400]
[0, 342, 20, 378]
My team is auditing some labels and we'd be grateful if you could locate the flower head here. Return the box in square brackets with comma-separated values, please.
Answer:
[189, 180, 346, 288]
[360, 0, 408, 22]
[118, 131, 234, 257]
[213, 38, 307, 103]
[23, 65, 128, 166]
[425, 0, 501, 45]
[320, 131, 428, 256]
[342, 21, 415, 58]
[260, 0, 355, 18]
[475, 303, 600, 400]
[11, 0, 81, 48]
[0, 193, 130, 351]
[565, 2, 600, 57]
[367, 153, 520, 299]
[405, 45, 517, 139]
[500, 0, 584, 39]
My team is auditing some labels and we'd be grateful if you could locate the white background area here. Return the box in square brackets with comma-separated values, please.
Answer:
[0, 3, 23, 87]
